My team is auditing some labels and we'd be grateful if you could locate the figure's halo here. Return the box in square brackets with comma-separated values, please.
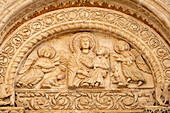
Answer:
[37, 45, 56, 58]
[114, 40, 130, 53]
[70, 32, 98, 53]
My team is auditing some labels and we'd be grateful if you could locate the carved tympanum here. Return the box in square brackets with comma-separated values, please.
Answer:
[16, 32, 153, 90]
[0, 1, 168, 111]
[15, 32, 156, 110]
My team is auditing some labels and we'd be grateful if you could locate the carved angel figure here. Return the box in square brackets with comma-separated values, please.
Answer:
[111, 40, 149, 86]
[17, 45, 58, 88]
[68, 33, 97, 88]
[110, 50, 127, 87]
[85, 46, 109, 87]
[41, 51, 68, 89]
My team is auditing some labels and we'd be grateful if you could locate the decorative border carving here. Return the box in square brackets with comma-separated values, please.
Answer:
[0, 0, 169, 45]
[0, 107, 24, 113]
[16, 90, 154, 110]
[145, 106, 170, 113]
[0, 7, 169, 109]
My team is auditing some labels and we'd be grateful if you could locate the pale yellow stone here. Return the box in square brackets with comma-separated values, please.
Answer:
[0, 0, 169, 112]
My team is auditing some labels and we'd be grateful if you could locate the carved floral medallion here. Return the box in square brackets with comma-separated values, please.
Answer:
[0, 6, 169, 112]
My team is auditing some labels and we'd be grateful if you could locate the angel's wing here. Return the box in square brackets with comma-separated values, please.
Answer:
[131, 49, 151, 74]
[19, 59, 35, 74]
[54, 50, 70, 65]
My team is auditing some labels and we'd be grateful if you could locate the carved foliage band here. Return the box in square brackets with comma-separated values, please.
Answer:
[16, 90, 154, 110]
[0, 7, 168, 108]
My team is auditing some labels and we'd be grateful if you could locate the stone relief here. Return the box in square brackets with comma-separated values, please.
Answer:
[68, 33, 109, 88]
[16, 91, 155, 110]
[0, 5, 169, 112]
[0, 7, 167, 109]
[13, 29, 168, 111]
[16, 32, 154, 90]
[17, 45, 68, 89]
[110, 40, 152, 88]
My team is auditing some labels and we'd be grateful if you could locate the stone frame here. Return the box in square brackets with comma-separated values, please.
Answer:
[0, 2, 169, 112]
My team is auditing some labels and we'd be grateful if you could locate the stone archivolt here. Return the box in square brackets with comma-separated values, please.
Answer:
[0, 0, 169, 44]
[0, 1, 169, 113]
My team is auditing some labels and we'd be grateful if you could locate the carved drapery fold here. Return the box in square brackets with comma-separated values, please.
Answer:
[0, 3, 169, 112]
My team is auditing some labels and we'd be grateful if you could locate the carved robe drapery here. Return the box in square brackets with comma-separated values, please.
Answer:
[0, 1, 169, 112]
[68, 52, 95, 88]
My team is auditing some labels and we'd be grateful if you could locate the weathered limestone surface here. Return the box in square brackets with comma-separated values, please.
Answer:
[0, 0, 169, 113]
